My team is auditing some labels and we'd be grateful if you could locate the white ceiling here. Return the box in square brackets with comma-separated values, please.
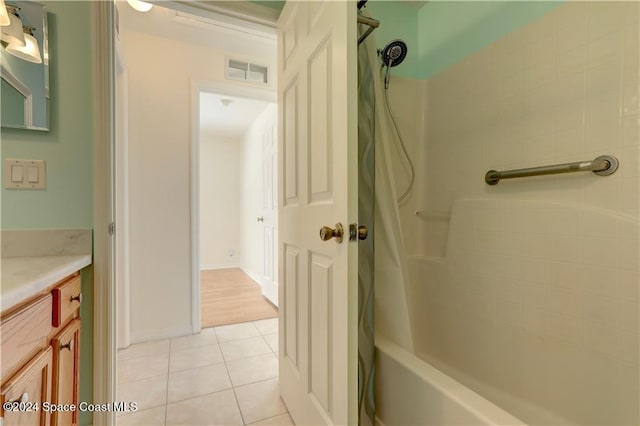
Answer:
[200, 92, 272, 140]
[118, 1, 277, 139]
[117, 1, 276, 59]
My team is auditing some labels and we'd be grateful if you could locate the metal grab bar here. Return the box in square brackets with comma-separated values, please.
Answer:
[485, 155, 619, 185]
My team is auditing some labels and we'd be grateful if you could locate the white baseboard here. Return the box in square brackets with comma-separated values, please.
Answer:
[240, 267, 262, 286]
[262, 280, 278, 307]
[129, 324, 193, 346]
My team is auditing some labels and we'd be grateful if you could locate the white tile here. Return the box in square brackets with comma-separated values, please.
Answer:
[588, 2, 628, 41]
[616, 301, 640, 335]
[248, 413, 295, 426]
[584, 320, 619, 358]
[253, 318, 279, 335]
[617, 269, 640, 302]
[581, 237, 618, 268]
[621, 114, 639, 147]
[118, 339, 170, 361]
[171, 330, 218, 352]
[220, 336, 272, 361]
[118, 406, 166, 426]
[215, 322, 261, 342]
[166, 390, 243, 426]
[118, 353, 169, 385]
[169, 344, 224, 373]
[588, 31, 625, 68]
[117, 374, 167, 413]
[167, 362, 231, 403]
[550, 236, 581, 263]
[263, 333, 278, 354]
[234, 378, 287, 424]
[226, 353, 279, 387]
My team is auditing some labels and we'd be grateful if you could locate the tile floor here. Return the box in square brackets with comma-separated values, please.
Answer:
[117, 318, 293, 425]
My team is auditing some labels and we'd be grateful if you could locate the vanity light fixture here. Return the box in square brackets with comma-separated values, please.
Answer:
[126, 0, 153, 13]
[0, 5, 25, 47]
[0, 0, 10, 27]
[6, 26, 41, 63]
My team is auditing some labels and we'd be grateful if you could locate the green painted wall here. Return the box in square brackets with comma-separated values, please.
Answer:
[1, 1, 93, 229]
[364, 0, 419, 79]
[0, 3, 94, 426]
[366, 0, 562, 80]
[417, 1, 562, 79]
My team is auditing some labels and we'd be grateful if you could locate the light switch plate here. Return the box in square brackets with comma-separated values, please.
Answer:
[4, 159, 46, 189]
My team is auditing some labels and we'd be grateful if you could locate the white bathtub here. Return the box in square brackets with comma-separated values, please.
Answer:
[375, 336, 526, 426]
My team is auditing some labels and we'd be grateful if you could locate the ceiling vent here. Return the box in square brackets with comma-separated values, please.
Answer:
[227, 59, 269, 85]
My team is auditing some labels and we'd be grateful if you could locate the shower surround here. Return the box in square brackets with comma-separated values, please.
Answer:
[376, 1, 639, 425]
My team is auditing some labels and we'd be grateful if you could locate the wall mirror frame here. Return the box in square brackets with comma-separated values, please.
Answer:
[1, 1, 49, 131]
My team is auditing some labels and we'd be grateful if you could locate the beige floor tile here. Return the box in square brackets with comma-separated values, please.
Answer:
[226, 353, 278, 387]
[165, 390, 243, 425]
[262, 333, 278, 354]
[167, 363, 231, 403]
[253, 318, 279, 336]
[117, 374, 167, 413]
[220, 336, 272, 361]
[234, 378, 287, 424]
[118, 353, 169, 384]
[215, 322, 261, 342]
[169, 344, 224, 372]
[247, 413, 295, 426]
[117, 406, 166, 425]
[118, 339, 170, 361]
[171, 331, 218, 352]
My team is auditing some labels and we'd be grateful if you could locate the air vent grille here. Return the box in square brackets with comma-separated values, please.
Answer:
[227, 59, 269, 85]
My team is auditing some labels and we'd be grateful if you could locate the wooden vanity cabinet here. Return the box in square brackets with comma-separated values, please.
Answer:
[0, 347, 53, 426]
[1, 272, 82, 426]
[51, 319, 81, 426]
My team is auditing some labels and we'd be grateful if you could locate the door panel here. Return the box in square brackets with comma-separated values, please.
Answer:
[277, 1, 358, 425]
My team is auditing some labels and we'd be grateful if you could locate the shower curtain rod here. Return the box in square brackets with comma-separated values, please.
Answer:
[358, 15, 379, 45]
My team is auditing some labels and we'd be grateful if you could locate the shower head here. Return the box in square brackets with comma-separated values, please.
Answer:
[380, 39, 408, 67]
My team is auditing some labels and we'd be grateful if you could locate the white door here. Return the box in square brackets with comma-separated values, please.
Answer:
[262, 118, 278, 305]
[277, 1, 358, 425]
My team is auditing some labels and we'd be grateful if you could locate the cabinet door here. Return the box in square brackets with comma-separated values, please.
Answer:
[1, 347, 53, 426]
[51, 319, 80, 426]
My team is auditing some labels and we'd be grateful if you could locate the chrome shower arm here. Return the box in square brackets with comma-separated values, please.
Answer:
[358, 15, 379, 45]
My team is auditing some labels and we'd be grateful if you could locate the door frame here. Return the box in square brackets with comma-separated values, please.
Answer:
[189, 80, 276, 333]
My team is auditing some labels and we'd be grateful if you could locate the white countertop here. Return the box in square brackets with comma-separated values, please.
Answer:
[1, 255, 92, 311]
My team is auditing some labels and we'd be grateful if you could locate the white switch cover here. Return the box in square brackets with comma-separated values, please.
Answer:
[4, 159, 46, 189]
[27, 166, 39, 183]
[11, 165, 24, 183]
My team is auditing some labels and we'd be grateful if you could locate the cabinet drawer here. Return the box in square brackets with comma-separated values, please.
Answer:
[52, 275, 82, 328]
[1, 295, 52, 379]
[1, 347, 52, 426]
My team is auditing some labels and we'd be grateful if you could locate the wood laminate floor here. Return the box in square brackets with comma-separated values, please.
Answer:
[201, 268, 278, 328]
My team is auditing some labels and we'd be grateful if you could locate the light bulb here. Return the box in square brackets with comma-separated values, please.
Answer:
[6, 30, 42, 64]
[0, 8, 25, 47]
[0, 0, 10, 27]
[126, 0, 153, 12]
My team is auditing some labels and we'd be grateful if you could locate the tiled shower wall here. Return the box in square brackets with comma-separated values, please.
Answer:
[405, 1, 638, 425]
[423, 1, 639, 256]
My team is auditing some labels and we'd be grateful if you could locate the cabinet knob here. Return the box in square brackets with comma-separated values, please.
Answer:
[70, 293, 82, 304]
[60, 340, 73, 351]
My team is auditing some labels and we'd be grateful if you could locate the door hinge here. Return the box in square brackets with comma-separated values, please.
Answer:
[109, 222, 116, 236]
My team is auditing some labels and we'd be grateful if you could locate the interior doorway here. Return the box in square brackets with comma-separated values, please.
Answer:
[196, 90, 278, 329]
[114, 2, 291, 424]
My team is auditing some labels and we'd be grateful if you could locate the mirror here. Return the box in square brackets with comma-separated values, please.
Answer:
[1, 1, 49, 131]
